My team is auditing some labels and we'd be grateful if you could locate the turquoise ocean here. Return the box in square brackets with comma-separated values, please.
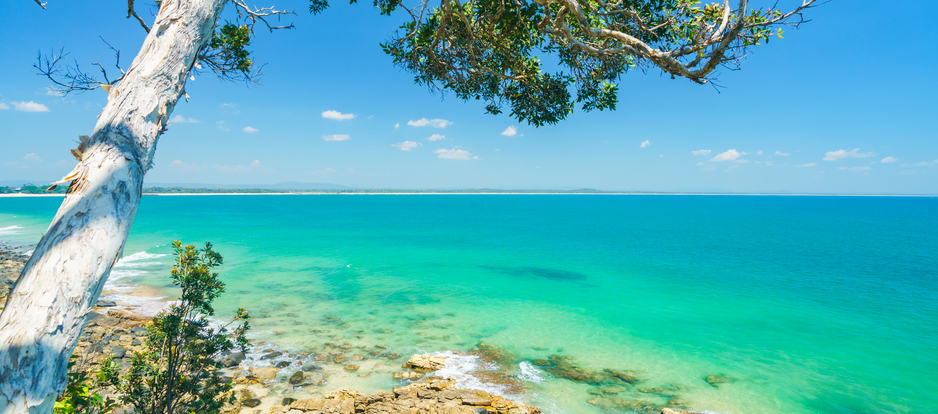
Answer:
[1, 195, 936, 414]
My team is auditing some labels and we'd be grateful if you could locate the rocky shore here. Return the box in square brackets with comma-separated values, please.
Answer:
[2, 250, 705, 414]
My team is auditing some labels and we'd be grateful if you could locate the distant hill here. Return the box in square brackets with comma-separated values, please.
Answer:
[142, 181, 356, 190]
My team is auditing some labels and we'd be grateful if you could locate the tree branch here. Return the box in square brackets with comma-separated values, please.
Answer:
[127, 0, 152, 33]
[228, 0, 297, 32]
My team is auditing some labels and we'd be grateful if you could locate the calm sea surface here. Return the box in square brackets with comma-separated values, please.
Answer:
[1, 195, 936, 414]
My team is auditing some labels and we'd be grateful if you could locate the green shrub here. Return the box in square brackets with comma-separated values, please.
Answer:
[102, 241, 250, 414]
[54, 358, 118, 414]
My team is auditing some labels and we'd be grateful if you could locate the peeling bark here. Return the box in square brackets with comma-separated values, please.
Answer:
[0, 1, 225, 412]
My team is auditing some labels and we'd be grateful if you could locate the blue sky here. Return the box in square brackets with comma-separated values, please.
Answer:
[1, 0, 936, 193]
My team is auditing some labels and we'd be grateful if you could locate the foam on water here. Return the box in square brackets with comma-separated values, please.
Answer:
[430, 351, 509, 397]
[517, 361, 547, 384]
[100, 250, 172, 316]
[0, 225, 22, 236]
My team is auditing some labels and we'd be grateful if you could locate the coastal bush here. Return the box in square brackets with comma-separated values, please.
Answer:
[53, 358, 117, 414]
[101, 241, 250, 414]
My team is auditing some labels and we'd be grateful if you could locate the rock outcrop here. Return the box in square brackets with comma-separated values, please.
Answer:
[270, 377, 540, 414]
[403, 354, 448, 372]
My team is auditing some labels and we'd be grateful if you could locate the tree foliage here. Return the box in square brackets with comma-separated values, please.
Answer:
[101, 242, 250, 414]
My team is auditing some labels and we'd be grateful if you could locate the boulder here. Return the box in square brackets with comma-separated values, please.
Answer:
[251, 367, 279, 382]
[275, 361, 291, 368]
[260, 351, 284, 360]
[288, 370, 305, 385]
[241, 398, 261, 408]
[108, 345, 126, 359]
[222, 351, 245, 368]
[96, 301, 117, 307]
[404, 354, 447, 372]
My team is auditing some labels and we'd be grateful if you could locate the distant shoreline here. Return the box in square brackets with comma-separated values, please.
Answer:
[1, 192, 935, 197]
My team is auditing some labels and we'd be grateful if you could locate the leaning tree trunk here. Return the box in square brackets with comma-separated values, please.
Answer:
[0, 1, 225, 412]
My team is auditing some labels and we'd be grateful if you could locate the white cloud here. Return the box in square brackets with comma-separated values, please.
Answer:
[213, 160, 272, 173]
[9, 101, 50, 112]
[408, 118, 452, 128]
[242, 126, 259, 133]
[0, 103, 8, 110]
[696, 162, 704, 166]
[839, 166, 871, 172]
[4, 153, 43, 169]
[798, 163, 817, 167]
[757, 150, 763, 155]
[906, 159, 938, 167]
[640, 140, 651, 148]
[393, 141, 421, 151]
[710, 149, 745, 162]
[168, 160, 207, 172]
[428, 134, 445, 141]
[322, 134, 350, 141]
[311, 167, 335, 175]
[881, 157, 898, 163]
[823, 148, 875, 161]
[45, 87, 64, 97]
[501, 126, 517, 137]
[322, 110, 355, 120]
[765, 161, 774, 166]
[691, 150, 711, 156]
[435, 148, 477, 160]
[495, 148, 501, 152]
[394, 123, 400, 129]
[775, 151, 790, 156]
[169, 115, 199, 124]
[216, 121, 229, 131]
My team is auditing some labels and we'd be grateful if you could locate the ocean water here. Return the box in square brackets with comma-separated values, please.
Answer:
[1, 195, 936, 414]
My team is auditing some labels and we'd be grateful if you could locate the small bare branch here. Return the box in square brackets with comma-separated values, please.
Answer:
[33, 0, 47, 9]
[127, 0, 152, 33]
[36, 39, 127, 96]
[228, 0, 297, 33]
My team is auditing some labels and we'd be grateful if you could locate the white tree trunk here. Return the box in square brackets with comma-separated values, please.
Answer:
[0, 1, 225, 412]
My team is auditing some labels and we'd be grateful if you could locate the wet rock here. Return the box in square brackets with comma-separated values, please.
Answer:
[393, 371, 422, 380]
[705, 374, 734, 387]
[334, 355, 347, 363]
[261, 351, 284, 360]
[289, 371, 305, 385]
[532, 359, 550, 367]
[344, 364, 359, 371]
[281, 397, 296, 406]
[375, 344, 390, 349]
[241, 398, 261, 408]
[339, 343, 352, 349]
[350, 354, 364, 361]
[314, 354, 329, 361]
[96, 301, 117, 307]
[404, 354, 447, 372]
[388, 353, 401, 359]
[241, 388, 256, 400]
[605, 369, 644, 384]
[587, 396, 656, 411]
[222, 351, 245, 368]
[276, 361, 291, 368]
[473, 342, 515, 367]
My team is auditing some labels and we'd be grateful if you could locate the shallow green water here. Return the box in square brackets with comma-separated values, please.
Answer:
[2, 195, 936, 413]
